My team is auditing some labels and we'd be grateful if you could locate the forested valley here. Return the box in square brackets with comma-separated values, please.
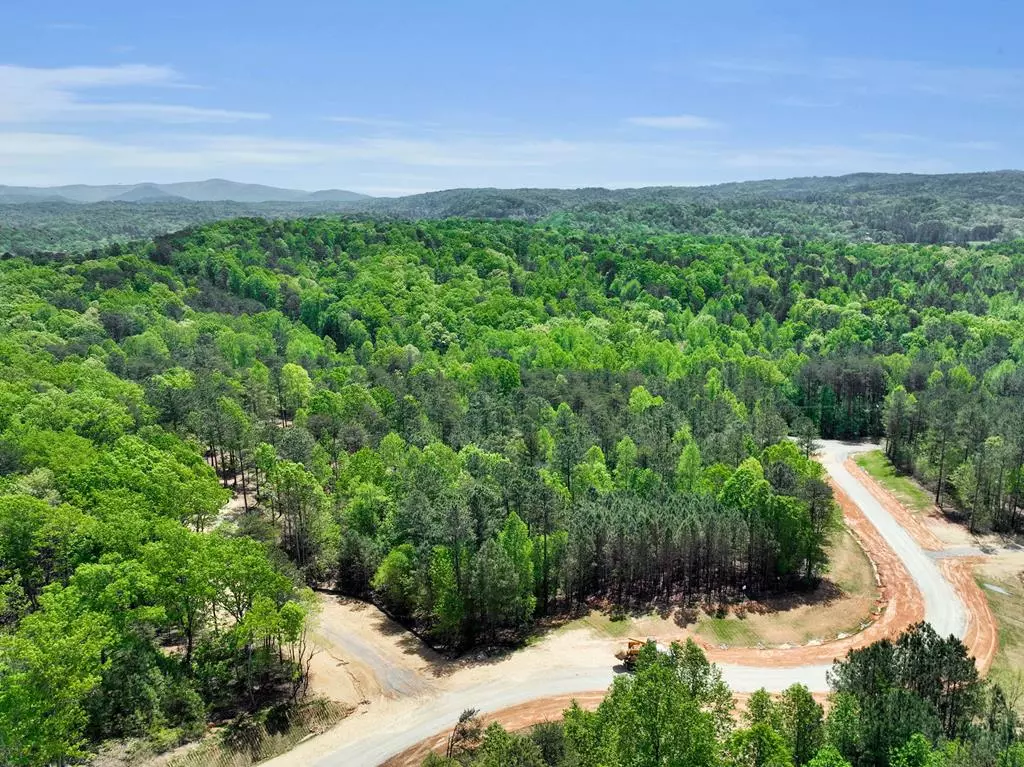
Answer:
[1, 215, 1023, 764]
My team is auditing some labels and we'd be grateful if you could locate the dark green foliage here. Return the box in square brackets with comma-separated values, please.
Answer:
[826, 623, 990, 767]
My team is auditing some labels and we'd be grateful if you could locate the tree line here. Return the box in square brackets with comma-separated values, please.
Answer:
[428, 624, 1022, 767]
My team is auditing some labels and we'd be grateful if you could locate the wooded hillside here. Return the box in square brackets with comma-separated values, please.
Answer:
[1, 216, 1022, 763]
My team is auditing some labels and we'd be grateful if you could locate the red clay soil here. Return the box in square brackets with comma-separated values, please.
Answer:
[940, 557, 998, 674]
[381, 692, 607, 767]
[382, 690, 834, 767]
[844, 460, 944, 551]
[843, 459, 999, 672]
[384, 466, 999, 767]
[699, 477, 925, 668]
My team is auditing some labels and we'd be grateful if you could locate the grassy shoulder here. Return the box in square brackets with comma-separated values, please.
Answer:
[691, 526, 879, 647]
[854, 450, 934, 514]
[564, 524, 879, 649]
[976, 570, 1024, 693]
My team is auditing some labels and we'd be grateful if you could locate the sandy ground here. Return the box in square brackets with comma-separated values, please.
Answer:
[211, 473, 252, 530]
[306, 597, 445, 708]
[263, 440, 1002, 767]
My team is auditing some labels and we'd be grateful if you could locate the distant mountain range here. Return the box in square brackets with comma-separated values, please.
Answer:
[0, 179, 371, 204]
[3, 171, 1024, 253]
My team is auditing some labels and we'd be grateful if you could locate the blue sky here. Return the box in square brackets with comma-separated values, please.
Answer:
[1, 0, 1022, 195]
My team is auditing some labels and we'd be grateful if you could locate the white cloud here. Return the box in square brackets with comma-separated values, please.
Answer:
[72, 104, 268, 123]
[861, 132, 927, 143]
[703, 56, 1024, 103]
[721, 145, 950, 173]
[0, 64, 267, 124]
[0, 128, 966, 192]
[626, 115, 721, 130]
[328, 116, 411, 128]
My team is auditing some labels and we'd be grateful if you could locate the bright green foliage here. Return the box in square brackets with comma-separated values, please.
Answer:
[808, 746, 854, 767]
[0, 252, 312, 763]
[372, 543, 419, 616]
[628, 385, 664, 414]
[676, 440, 703, 493]
[1000, 745, 1024, 767]
[0, 587, 112, 766]
[564, 643, 721, 767]
[498, 511, 537, 625]
[889, 734, 946, 767]
[4, 210, 1024, 763]
[280, 362, 313, 420]
[725, 723, 796, 767]
[429, 546, 464, 646]
[779, 684, 825, 766]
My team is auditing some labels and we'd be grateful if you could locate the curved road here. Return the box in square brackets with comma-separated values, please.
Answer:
[272, 440, 969, 767]
[817, 441, 967, 639]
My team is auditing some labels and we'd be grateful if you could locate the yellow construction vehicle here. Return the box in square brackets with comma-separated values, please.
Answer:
[615, 637, 669, 669]
[615, 638, 646, 669]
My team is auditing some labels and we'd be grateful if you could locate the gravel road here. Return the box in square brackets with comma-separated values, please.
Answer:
[267, 439, 968, 767]
[817, 440, 967, 640]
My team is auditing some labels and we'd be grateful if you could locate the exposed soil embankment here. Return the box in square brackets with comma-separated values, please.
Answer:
[697, 477, 924, 667]
[265, 442, 1002, 767]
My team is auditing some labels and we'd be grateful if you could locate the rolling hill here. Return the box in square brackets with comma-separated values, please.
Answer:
[4, 171, 1024, 253]
[0, 179, 370, 204]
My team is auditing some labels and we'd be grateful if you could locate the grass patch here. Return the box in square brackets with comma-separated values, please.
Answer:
[691, 525, 877, 648]
[855, 451, 933, 514]
[696, 617, 759, 646]
[829, 528, 878, 600]
[563, 611, 636, 638]
[978, 575, 1024, 692]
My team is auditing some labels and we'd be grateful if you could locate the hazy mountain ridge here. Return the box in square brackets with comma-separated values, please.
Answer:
[4, 171, 1024, 253]
[357, 170, 1024, 215]
[0, 179, 370, 204]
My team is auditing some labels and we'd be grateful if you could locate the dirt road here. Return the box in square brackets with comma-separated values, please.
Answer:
[818, 441, 967, 639]
[265, 440, 980, 767]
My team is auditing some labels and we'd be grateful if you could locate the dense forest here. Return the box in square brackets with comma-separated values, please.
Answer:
[5, 171, 1024, 254]
[431, 624, 1023, 767]
[1, 214, 1022, 764]
[0, 199, 347, 256]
